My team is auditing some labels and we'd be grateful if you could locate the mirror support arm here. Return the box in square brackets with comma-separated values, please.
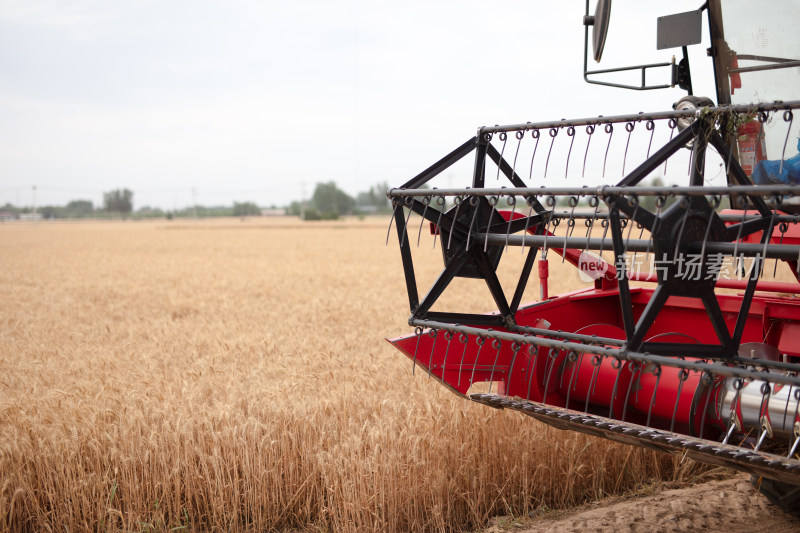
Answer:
[584, 60, 676, 91]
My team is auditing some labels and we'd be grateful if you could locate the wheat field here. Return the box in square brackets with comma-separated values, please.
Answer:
[0, 217, 710, 532]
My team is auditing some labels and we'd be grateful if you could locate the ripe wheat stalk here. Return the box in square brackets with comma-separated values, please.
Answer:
[0, 217, 715, 532]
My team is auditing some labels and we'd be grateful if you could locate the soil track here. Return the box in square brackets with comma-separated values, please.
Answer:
[497, 474, 798, 532]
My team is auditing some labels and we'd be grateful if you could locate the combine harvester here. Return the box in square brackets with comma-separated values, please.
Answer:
[387, 1, 800, 508]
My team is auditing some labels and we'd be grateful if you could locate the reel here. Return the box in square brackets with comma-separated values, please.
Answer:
[387, 101, 800, 487]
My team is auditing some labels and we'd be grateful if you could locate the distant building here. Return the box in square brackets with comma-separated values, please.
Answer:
[0, 212, 14, 221]
[18, 213, 43, 221]
[260, 208, 286, 216]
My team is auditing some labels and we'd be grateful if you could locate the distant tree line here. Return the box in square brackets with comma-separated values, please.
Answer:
[1, 182, 394, 221]
[104, 188, 133, 216]
[287, 181, 391, 220]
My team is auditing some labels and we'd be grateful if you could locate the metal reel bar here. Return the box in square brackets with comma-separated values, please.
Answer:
[409, 319, 800, 388]
[477, 100, 800, 135]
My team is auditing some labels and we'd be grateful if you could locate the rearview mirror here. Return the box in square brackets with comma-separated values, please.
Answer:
[584, 0, 612, 62]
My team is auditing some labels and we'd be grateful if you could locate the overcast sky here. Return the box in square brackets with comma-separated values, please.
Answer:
[0, 1, 717, 210]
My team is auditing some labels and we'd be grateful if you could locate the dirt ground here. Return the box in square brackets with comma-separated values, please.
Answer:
[488, 474, 799, 533]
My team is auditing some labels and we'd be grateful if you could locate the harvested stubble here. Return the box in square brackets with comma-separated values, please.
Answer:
[0, 217, 710, 532]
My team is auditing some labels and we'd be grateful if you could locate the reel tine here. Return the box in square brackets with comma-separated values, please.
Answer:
[386, 200, 398, 246]
[484, 196, 497, 253]
[505, 195, 517, 253]
[563, 197, 577, 263]
[698, 371, 714, 439]
[416, 196, 430, 247]
[670, 368, 690, 433]
[602, 123, 614, 178]
[448, 196, 463, 251]
[427, 329, 438, 379]
[646, 364, 662, 428]
[511, 130, 524, 182]
[550, 218, 561, 258]
[544, 127, 559, 179]
[433, 195, 446, 249]
[608, 358, 624, 419]
[585, 354, 603, 414]
[622, 122, 634, 177]
[672, 197, 692, 259]
[458, 332, 469, 388]
[774, 222, 788, 277]
[508, 342, 522, 386]
[542, 348, 559, 405]
[441, 331, 453, 382]
[565, 126, 576, 179]
[624, 196, 639, 251]
[573, 351, 586, 394]
[411, 326, 423, 376]
[621, 361, 641, 422]
[526, 344, 539, 401]
[399, 197, 414, 248]
[466, 196, 480, 251]
[558, 344, 568, 391]
[645, 119, 655, 159]
[521, 199, 534, 255]
[699, 195, 721, 270]
[582, 125, 595, 178]
[749, 111, 769, 189]
[779, 110, 794, 175]
[566, 214, 576, 262]
[631, 222, 645, 269]
[598, 217, 610, 258]
[488, 338, 502, 394]
[781, 383, 793, 437]
[759, 208, 778, 278]
[584, 196, 600, 258]
[541, 196, 556, 261]
[582, 218, 593, 259]
[469, 335, 486, 391]
[732, 198, 748, 264]
[495, 132, 507, 181]
[757, 111, 767, 178]
[646, 196, 666, 257]
[633, 361, 642, 405]
[564, 350, 580, 408]
[529, 129, 541, 179]
[664, 119, 676, 174]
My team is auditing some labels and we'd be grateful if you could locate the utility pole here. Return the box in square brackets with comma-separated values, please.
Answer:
[192, 187, 197, 220]
[32, 185, 36, 215]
